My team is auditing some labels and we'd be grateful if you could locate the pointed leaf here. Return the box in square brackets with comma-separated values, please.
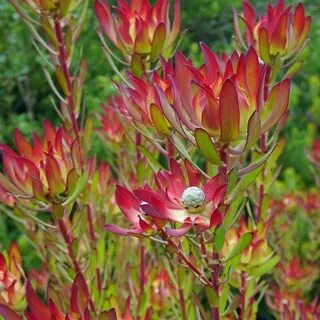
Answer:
[131, 53, 144, 77]
[226, 166, 263, 204]
[138, 146, 163, 172]
[205, 286, 219, 308]
[194, 128, 220, 165]
[55, 66, 70, 96]
[62, 170, 89, 206]
[9, 242, 22, 278]
[150, 23, 166, 61]
[249, 255, 280, 277]
[213, 226, 225, 253]
[45, 155, 65, 198]
[14, 129, 32, 157]
[223, 196, 244, 229]
[94, 0, 117, 45]
[59, 0, 73, 17]
[200, 42, 220, 83]
[219, 79, 240, 142]
[150, 103, 171, 135]
[223, 232, 253, 262]
[137, 291, 149, 316]
[244, 111, 261, 152]
[258, 28, 271, 64]
[32, 176, 46, 201]
[261, 79, 290, 133]
[134, 20, 152, 54]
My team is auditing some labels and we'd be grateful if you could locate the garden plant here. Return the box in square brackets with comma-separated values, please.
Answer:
[0, 0, 319, 319]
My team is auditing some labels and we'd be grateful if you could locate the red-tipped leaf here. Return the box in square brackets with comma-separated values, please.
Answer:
[219, 79, 240, 142]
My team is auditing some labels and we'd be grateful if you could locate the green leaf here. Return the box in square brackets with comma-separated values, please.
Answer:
[221, 294, 241, 316]
[161, 258, 179, 288]
[171, 134, 191, 160]
[219, 284, 230, 315]
[226, 167, 263, 205]
[66, 168, 78, 195]
[258, 28, 271, 64]
[52, 205, 64, 220]
[70, 238, 79, 256]
[138, 291, 149, 316]
[150, 103, 171, 135]
[150, 23, 166, 61]
[237, 143, 277, 177]
[244, 111, 261, 152]
[249, 255, 280, 277]
[223, 233, 253, 263]
[55, 66, 70, 96]
[223, 196, 245, 229]
[205, 286, 219, 307]
[144, 268, 157, 292]
[137, 160, 145, 186]
[285, 60, 303, 78]
[261, 79, 290, 133]
[62, 170, 89, 206]
[270, 54, 282, 84]
[138, 145, 163, 172]
[265, 138, 286, 168]
[60, 0, 73, 17]
[97, 237, 106, 266]
[185, 273, 193, 297]
[227, 168, 238, 194]
[41, 0, 57, 10]
[194, 128, 220, 165]
[213, 226, 225, 252]
[178, 266, 186, 289]
[40, 16, 59, 47]
[131, 53, 144, 77]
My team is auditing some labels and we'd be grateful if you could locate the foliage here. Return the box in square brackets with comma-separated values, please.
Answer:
[0, 0, 319, 319]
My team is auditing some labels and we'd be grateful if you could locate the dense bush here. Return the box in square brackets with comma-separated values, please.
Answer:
[0, 0, 319, 319]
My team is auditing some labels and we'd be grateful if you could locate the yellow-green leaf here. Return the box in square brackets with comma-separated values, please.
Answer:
[195, 128, 220, 165]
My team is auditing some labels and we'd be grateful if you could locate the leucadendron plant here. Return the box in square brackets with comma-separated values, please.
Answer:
[96, 0, 313, 318]
[0, 0, 317, 319]
[95, 0, 181, 76]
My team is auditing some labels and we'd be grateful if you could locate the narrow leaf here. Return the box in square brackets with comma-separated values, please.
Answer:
[213, 226, 225, 252]
[249, 255, 280, 277]
[205, 286, 219, 308]
[244, 111, 261, 152]
[150, 103, 171, 135]
[219, 79, 240, 142]
[194, 128, 220, 165]
[258, 28, 271, 64]
[261, 79, 290, 133]
[150, 23, 166, 61]
[226, 166, 263, 204]
[62, 170, 89, 206]
[55, 66, 70, 96]
[223, 233, 253, 262]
